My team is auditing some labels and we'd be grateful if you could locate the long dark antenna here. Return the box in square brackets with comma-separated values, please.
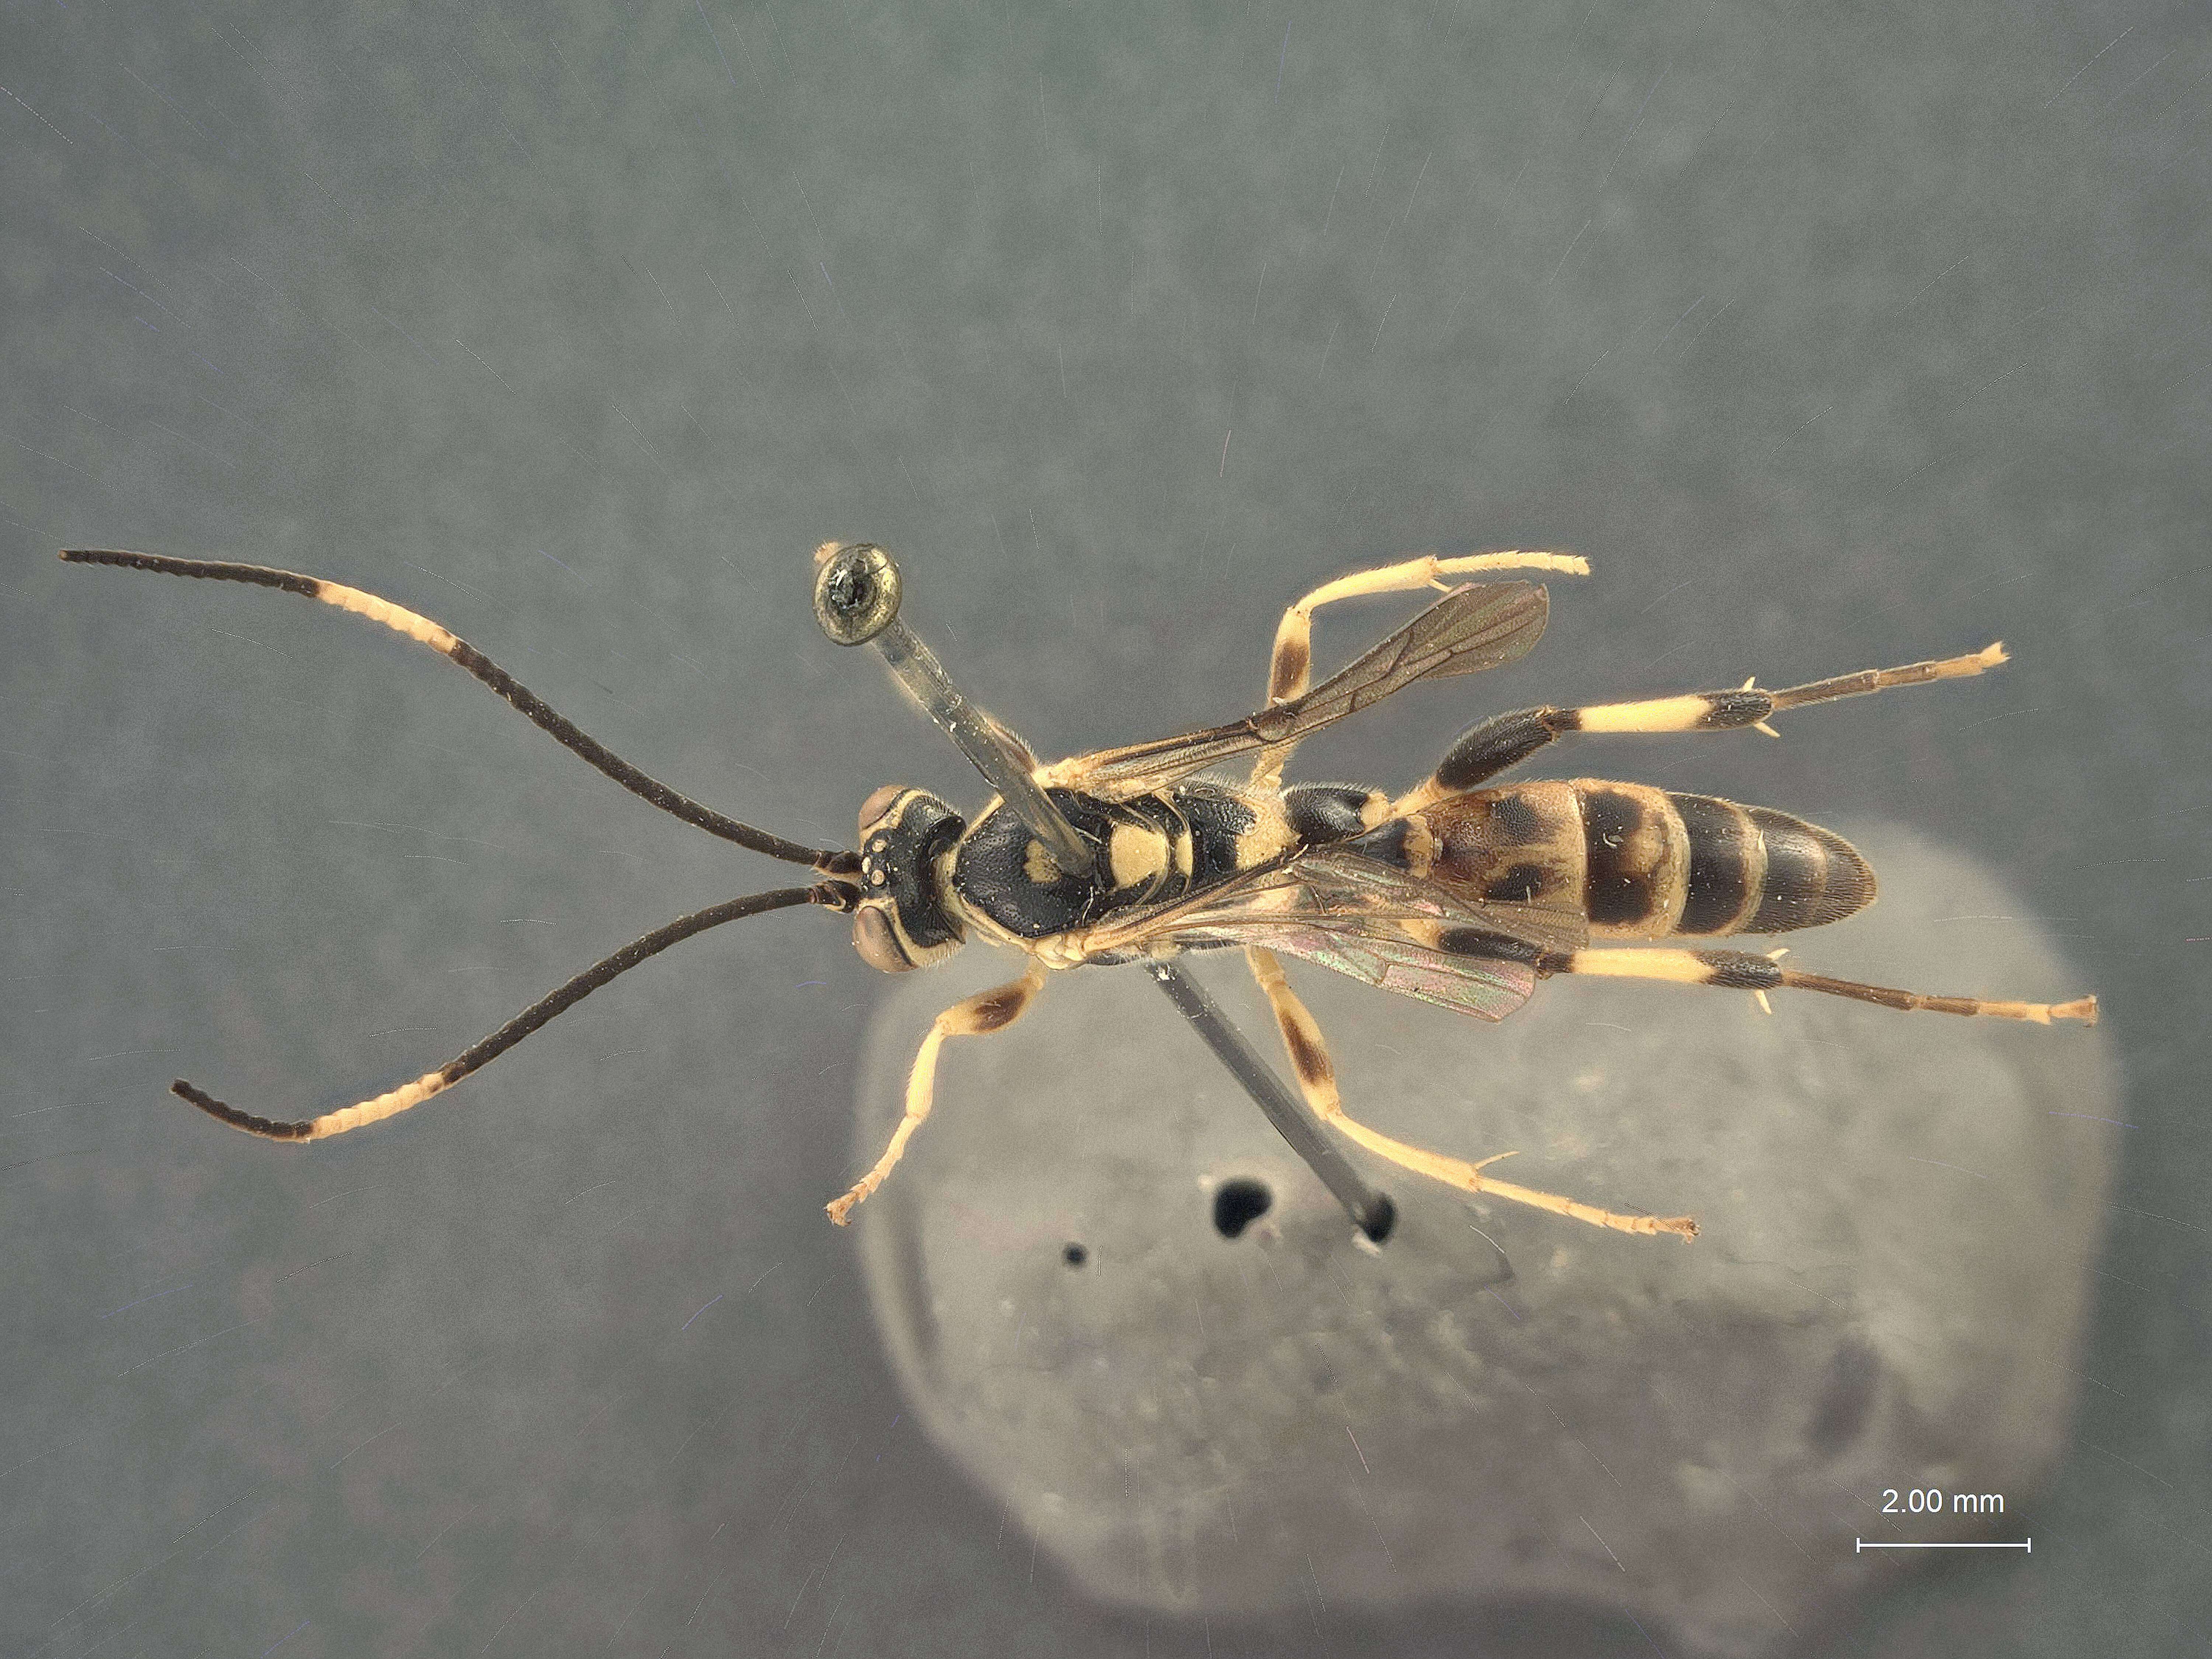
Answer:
[60, 549, 858, 876]
[172, 881, 857, 1141]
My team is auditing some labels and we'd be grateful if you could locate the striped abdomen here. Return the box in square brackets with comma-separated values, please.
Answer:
[1379, 778, 1875, 939]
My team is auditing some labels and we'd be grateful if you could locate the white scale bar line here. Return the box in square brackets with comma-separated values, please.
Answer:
[1856, 1537, 2031, 1552]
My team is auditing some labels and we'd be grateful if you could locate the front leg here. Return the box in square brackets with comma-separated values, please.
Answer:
[826, 959, 1048, 1224]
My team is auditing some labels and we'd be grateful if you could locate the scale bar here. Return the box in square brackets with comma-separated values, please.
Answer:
[1857, 1538, 2031, 1552]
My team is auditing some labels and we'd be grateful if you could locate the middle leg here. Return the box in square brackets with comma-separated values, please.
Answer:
[1244, 946, 1698, 1239]
[1255, 550, 1590, 787]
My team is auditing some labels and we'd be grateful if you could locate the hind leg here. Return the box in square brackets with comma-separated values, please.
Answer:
[1245, 947, 1698, 1239]
[1542, 946, 2098, 1025]
[1395, 643, 2010, 813]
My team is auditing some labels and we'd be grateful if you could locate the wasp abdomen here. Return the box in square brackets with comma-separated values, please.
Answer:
[1399, 779, 1874, 939]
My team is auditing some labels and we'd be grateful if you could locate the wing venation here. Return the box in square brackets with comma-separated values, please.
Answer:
[1081, 840, 1586, 1023]
[1043, 581, 1550, 799]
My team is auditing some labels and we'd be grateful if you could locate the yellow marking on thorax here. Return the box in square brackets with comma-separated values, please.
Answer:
[1023, 839, 1060, 885]
[315, 581, 459, 653]
[1232, 794, 1298, 869]
[1108, 822, 1170, 888]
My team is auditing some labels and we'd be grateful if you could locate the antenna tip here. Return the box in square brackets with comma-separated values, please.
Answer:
[171, 1078, 314, 1140]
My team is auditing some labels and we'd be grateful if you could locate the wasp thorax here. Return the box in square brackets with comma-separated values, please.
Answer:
[813, 542, 902, 646]
[850, 786, 966, 972]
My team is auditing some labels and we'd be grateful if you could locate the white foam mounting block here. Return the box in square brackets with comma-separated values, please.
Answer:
[851, 824, 2114, 1656]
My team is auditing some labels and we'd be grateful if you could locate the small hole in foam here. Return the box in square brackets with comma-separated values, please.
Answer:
[1211, 1178, 1272, 1239]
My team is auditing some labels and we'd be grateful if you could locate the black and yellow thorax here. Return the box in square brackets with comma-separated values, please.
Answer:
[954, 781, 1399, 946]
[850, 780, 1397, 969]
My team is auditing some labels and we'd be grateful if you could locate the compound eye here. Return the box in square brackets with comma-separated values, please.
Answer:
[857, 783, 904, 839]
[853, 904, 918, 973]
[813, 543, 901, 646]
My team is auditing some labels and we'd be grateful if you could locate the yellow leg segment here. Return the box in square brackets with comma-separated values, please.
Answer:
[1555, 947, 2098, 1025]
[825, 960, 1048, 1224]
[1573, 644, 2008, 736]
[1253, 551, 1589, 788]
[1244, 947, 1697, 1240]
[1264, 550, 1591, 705]
[1392, 642, 2012, 816]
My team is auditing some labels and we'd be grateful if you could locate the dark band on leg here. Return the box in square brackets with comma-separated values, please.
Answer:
[1403, 642, 2008, 811]
[1439, 926, 1548, 965]
[1690, 949, 1784, 990]
[1691, 688, 1775, 728]
[1433, 708, 1571, 792]
[1543, 945, 2097, 1026]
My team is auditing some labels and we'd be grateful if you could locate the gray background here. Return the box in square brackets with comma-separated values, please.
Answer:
[4, 1, 2206, 1656]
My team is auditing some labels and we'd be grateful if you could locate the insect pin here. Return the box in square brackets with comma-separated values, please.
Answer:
[62, 543, 2097, 1244]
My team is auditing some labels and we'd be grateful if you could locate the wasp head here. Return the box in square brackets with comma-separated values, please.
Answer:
[850, 785, 967, 972]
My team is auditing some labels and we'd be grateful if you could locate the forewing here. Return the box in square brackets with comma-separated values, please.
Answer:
[1047, 581, 1550, 799]
[1082, 844, 1584, 1022]
[1284, 847, 1590, 957]
[1188, 914, 1542, 1021]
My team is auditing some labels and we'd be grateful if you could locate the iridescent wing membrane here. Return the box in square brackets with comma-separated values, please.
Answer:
[1042, 581, 1551, 800]
[1083, 843, 1590, 1022]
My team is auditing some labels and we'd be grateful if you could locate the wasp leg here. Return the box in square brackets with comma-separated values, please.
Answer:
[1543, 947, 2098, 1025]
[1244, 947, 1698, 1239]
[1253, 550, 1591, 788]
[1394, 642, 2009, 811]
[825, 959, 1049, 1225]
